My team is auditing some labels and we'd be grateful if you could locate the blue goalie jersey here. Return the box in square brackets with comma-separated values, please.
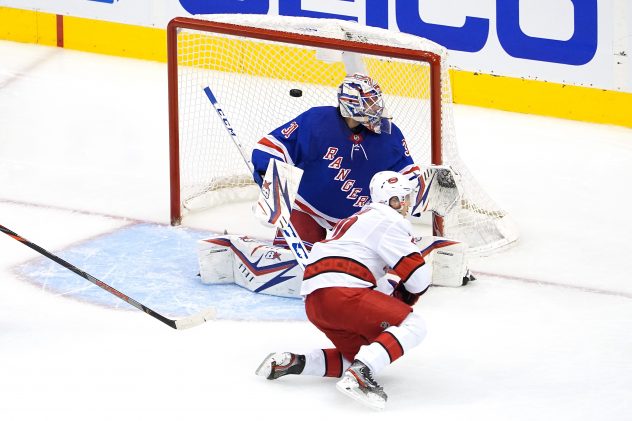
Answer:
[252, 106, 419, 229]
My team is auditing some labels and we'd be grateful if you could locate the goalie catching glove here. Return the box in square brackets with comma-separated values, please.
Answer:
[410, 165, 463, 217]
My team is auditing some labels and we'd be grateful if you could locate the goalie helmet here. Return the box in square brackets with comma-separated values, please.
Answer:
[369, 171, 415, 214]
[337, 73, 391, 134]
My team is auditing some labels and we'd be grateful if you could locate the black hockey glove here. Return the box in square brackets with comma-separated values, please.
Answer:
[393, 282, 421, 306]
[392, 282, 423, 306]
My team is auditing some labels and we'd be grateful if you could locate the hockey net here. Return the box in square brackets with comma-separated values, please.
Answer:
[167, 14, 518, 254]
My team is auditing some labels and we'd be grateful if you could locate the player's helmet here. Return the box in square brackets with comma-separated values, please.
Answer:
[369, 171, 415, 212]
[338, 73, 392, 134]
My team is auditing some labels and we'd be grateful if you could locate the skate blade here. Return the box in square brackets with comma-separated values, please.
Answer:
[255, 352, 275, 378]
[335, 377, 386, 411]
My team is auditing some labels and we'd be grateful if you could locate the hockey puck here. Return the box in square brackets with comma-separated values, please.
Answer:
[289, 89, 303, 97]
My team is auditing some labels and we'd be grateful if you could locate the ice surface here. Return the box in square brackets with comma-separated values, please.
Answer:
[1, 40, 631, 420]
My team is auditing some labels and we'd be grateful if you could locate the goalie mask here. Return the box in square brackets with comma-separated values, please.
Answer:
[369, 171, 415, 215]
[338, 73, 392, 134]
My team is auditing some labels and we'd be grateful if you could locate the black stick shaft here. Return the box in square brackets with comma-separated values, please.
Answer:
[0, 223, 179, 329]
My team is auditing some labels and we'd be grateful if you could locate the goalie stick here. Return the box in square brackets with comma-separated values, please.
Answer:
[202, 86, 310, 269]
[0, 224, 215, 330]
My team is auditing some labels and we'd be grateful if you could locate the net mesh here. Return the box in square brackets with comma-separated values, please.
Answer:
[170, 15, 518, 254]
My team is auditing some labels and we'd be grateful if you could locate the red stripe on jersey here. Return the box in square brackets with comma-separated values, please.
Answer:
[322, 348, 343, 378]
[375, 331, 404, 363]
[304, 257, 377, 286]
[392, 252, 425, 283]
[257, 137, 287, 159]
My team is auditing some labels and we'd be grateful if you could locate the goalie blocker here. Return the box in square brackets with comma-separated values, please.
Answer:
[197, 234, 472, 299]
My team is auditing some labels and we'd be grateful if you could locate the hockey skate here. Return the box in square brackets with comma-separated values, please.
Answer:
[336, 360, 387, 410]
[255, 352, 305, 380]
[463, 269, 476, 286]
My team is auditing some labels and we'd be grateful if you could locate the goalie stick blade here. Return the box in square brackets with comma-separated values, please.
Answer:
[173, 308, 216, 330]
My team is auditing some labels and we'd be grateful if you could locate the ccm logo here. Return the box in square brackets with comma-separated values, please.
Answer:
[179, 0, 597, 66]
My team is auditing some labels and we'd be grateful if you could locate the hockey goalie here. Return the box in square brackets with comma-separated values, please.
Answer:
[197, 159, 473, 299]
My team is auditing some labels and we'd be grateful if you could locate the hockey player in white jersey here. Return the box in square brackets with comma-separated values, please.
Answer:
[255, 171, 431, 410]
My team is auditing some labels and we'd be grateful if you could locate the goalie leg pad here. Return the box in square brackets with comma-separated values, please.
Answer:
[414, 236, 469, 287]
[230, 236, 304, 298]
[199, 235, 304, 298]
[197, 237, 235, 284]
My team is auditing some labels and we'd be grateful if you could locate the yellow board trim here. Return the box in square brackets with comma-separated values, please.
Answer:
[451, 70, 632, 128]
[0, 7, 56, 46]
[1, 7, 631, 129]
[63, 16, 166, 62]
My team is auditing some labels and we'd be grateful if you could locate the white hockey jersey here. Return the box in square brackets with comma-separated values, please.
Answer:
[301, 203, 431, 296]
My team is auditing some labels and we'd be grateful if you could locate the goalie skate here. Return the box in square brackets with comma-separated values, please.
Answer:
[336, 360, 387, 411]
[255, 352, 305, 380]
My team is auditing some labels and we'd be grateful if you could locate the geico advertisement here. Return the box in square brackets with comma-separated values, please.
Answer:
[5, 0, 630, 92]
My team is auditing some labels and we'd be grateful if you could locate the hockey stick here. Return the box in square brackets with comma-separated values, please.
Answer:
[202, 86, 310, 269]
[0, 224, 215, 330]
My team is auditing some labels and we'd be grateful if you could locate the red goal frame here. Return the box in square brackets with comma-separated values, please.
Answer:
[167, 17, 444, 229]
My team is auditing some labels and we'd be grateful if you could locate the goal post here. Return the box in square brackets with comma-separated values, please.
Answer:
[167, 14, 518, 254]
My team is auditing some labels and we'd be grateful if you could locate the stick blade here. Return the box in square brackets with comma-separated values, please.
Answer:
[174, 307, 216, 330]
